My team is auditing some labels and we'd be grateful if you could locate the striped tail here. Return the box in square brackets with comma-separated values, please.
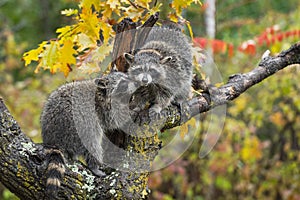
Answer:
[44, 149, 66, 198]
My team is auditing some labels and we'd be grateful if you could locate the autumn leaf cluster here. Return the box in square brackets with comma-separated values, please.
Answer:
[23, 0, 201, 77]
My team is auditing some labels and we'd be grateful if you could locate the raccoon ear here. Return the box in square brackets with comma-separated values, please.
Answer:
[123, 53, 134, 64]
[94, 78, 107, 88]
[160, 56, 172, 64]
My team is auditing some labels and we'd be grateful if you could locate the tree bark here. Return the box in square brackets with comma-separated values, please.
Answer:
[111, 12, 159, 72]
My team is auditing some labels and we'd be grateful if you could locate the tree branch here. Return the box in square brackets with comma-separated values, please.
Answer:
[162, 42, 300, 130]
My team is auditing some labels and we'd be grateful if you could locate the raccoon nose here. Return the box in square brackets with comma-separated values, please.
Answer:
[142, 76, 148, 84]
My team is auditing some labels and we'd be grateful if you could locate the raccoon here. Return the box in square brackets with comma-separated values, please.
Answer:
[41, 72, 138, 197]
[124, 26, 193, 119]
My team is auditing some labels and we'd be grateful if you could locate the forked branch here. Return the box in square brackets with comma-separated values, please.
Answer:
[162, 42, 300, 130]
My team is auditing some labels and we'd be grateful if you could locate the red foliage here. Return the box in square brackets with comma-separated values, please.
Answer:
[245, 26, 300, 55]
[194, 26, 300, 57]
[194, 37, 234, 57]
[194, 37, 207, 48]
[238, 40, 256, 55]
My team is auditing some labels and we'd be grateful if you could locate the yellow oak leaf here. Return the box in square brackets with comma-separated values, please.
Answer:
[99, 21, 113, 43]
[61, 64, 72, 77]
[53, 63, 72, 77]
[36, 41, 59, 73]
[172, 0, 191, 14]
[101, 3, 113, 19]
[78, 7, 100, 42]
[23, 41, 47, 66]
[95, 41, 113, 63]
[78, 61, 100, 74]
[77, 33, 95, 51]
[59, 39, 77, 65]
[61, 8, 78, 16]
[121, 6, 144, 21]
[106, 0, 120, 9]
[56, 25, 75, 39]
[137, 0, 150, 9]
[77, 41, 113, 73]
[168, 13, 179, 23]
[171, 0, 201, 15]
[80, 0, 101, 10]
[148, 3, 162, 15]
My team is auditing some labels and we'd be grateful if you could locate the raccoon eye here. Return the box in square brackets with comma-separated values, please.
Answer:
[149, 69, 160, 78]
[130, 68, 143, 75]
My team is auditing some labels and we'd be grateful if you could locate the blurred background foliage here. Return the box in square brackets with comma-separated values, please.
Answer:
[0, 0, 300, 199]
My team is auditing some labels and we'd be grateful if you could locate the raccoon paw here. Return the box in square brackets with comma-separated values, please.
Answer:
[149, 105, 162, 121]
